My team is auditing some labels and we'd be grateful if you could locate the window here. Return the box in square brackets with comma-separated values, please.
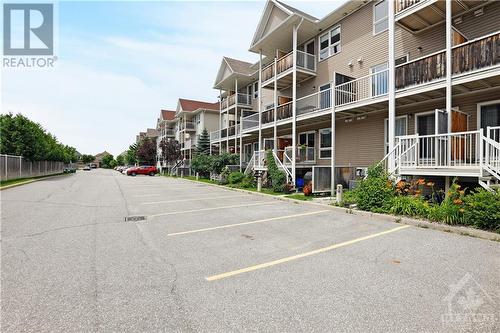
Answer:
[253, 142, 259, 152]
[370, 63, 388, 97]
[263, 138, 274, 150]
[320, 83, 331, 109]
[254, 82, 259, 98]
[373, 0, 388, 35]
[247, 84, 253, 98]
[480, 103, 500, 136]
[384, 116, 408, 154]
[319, 26, 341, 60]
[319, 128, 332, 159]
[299, 131, 316, 161]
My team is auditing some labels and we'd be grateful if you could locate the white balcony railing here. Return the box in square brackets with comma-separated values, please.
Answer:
[397, 130, 481, 169]
[180, 122, 196, 131]
[335, 69, 388, 107]
[242, 113, 259, 131]
[296, 50, 316, 72]
[296, 88, 332, 116]
[210, 130, 220, 141]
[283, 146, 315, 164]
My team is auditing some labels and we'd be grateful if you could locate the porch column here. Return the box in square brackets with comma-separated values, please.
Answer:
[235, 77, 238, 153]
[446, 0, 452, 164]
[291, 24, 298, 185]
[226, 104, 229, 153]
[273, 57, 277, 153]
[387, 0, 396, 172]
[258, 50, 263, 153]
[219, 89, 222, 155]
[330, 81, 336, 195]
[239, 114, 243, 172]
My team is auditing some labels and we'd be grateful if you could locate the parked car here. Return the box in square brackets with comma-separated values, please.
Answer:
[83, 165, 91, 171]
[126, 166, 158, 176]
[63, 167, 76, 173]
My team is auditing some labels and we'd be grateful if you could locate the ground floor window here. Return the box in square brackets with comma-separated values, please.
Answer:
[480, 102, 500, 136]
[319, 128, 331, 158]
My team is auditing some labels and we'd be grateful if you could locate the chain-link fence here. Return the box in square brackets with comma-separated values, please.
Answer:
[0, 154, 64, 181]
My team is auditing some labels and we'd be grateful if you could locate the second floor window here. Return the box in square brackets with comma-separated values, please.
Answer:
[254, 82, 259, 98]
[373, 0, 388, 35]
[319, 26, 341, 61]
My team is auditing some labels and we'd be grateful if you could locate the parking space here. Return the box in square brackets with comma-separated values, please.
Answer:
[2, 169, 499, 332]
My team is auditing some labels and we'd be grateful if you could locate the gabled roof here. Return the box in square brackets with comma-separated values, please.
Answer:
[275, 0, 318, 21]
[178, 98, 219, 112]
[160, 109, 176, 121]
[213, 56, 256, 89]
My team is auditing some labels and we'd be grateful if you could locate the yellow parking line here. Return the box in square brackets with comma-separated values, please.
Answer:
[142, 194, 249, 205]
[206, 225, 410, 281]
[149, 201, 276, 218]
[168, 210, 330, 236]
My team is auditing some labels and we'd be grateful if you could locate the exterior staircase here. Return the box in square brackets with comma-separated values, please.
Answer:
[378, 127, 500, 192]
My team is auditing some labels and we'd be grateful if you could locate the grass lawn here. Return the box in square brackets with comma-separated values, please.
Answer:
[285, 193, 313, 201]
[0, 173, 65, 188]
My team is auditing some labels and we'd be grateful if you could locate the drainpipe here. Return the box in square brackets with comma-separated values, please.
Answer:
[388, 0, 396, 172]
[331, 75, 336, 196]
[235, 77, 238, 153]
[446, 0, 452, 166]
[291, 19, 303, 186]
[219, 89, 222, 155]
[258, 50, 263, 153]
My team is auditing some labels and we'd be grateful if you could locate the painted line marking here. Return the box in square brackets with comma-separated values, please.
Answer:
[133, 194, 162, 198]
[149, 201, 276, 218]
[142, 194, 249, 205]
[205, 225, 410, 281]
[168, 210, 329, 236]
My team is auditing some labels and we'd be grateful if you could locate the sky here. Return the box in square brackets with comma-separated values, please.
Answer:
[2, 0, 343, 157]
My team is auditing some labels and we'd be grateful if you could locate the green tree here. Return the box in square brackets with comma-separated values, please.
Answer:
[81, 154, 95, 164]
[116, 154, 125, 166]
[125, 143, 138, 165]
[101, 153, 115, 168]
[195, 128, 210, 155]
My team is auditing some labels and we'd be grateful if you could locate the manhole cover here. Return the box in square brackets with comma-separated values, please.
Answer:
[124, 215, 147, 222]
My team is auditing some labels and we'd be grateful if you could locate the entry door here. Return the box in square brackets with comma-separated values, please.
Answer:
[480, 103, 500, 139]
[417, 113, 436, 161]
[451, 110, 468, 161]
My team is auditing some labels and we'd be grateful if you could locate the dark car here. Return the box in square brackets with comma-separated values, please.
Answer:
[126, 166, 158, 176]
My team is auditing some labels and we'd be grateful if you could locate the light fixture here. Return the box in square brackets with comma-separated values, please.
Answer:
[348, 61, 353, 67]
[357, 57, 363, 64]
[356, 115, 366, 120]
[417, 46, 423, 53]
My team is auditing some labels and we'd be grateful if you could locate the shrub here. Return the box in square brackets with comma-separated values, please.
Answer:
[355, 164, 395, 213]
[340, 190, 357, 206]
[463, 188, 500, 231]
[228, 171, 245, 184]
[239, 174, 256, 189]
[191, 154, 212, 177]
[210, 153, 239, 174]
[389, 196, 429, 217]
[265, 150, 287, 192]
[218, 166, 231, 185]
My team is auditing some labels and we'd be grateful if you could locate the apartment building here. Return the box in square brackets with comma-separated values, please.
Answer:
[136, 128, 158, 144]
[156, 109, 176, 169]
[211, 0, 500, 192]
[175, 98, 220, 161]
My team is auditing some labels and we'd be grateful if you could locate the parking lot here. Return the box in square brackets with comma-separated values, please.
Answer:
[1, 169, 499, 332]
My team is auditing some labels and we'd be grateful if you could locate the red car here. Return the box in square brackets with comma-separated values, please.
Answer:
[126, 166, 158, 176]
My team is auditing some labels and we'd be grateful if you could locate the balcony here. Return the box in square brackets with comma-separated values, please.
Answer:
[261, 50, 316, 89]
[241, 113, 259, 131]
[180, 122, 196, 131]
[210, 130, 220, 142]
[335, 71, 388, 107]
[183, 138, 197, 150]
[221, 93, 252, 110]
[396, 31, 500, 90]
[282, 146, 315, 165]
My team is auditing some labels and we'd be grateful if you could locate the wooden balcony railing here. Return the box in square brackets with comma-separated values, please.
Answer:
[395, 50, 446, 90]
[452, 32, 500, 75]
[261, 51, 316, 83]
[261, 102, 294, 125]
[396, 0, 421, 13]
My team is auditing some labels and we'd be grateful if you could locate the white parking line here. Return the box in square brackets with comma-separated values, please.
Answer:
[141, 194, 249, 205]
[149, 201, 276, 218]
[167, 210, 330, 236]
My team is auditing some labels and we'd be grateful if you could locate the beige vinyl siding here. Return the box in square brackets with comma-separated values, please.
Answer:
[454, 1, 500, 39]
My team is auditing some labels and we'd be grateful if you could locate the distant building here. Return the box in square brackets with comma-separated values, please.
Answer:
[93, 151, 111, 168]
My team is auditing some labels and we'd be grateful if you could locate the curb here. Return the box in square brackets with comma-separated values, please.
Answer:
[173, 176, 500, 243]
[0, 173, 68, 191]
